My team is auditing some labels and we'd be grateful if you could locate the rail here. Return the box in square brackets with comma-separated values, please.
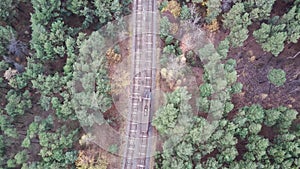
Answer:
[122, 0, 157, 168]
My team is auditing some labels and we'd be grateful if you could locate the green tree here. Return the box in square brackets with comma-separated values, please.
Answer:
[7, 159, 16, 168]
[230, 82, 243, 94]
[264, 108, 281, 126]
[108, 144, 118, 154]
[278, 109, 298, 132]
[0, 25, 15, 55]
[188, 117, 212, 144]
[217, 146, 238, 163]
[39, 95, 51, 111]
[205, 0, 221, 23]
[267, 68, 286, 86]
[21, 136, 31, 148]
[160, 16, 171, 38]
[222, 3, 252, 47]
[245, 135, 269, 161]
[280, 3, 300, 43]
[153, 104, 179, 134]
[71, 31, 112, 126]
[223, 3, 251, 29]
[180, 5, 191, 20]
[31, 0, 61, 26]
[244, 104, 265, 123]
[32, 73, 62, 95]
[244, 0, 276, 21]
[253, 23, 287, 56]
[217, 39, 230, 59]
[176, 141, 194, 161]
[0, 0, 13, 21]
[199, 83, 213, 97]
[0, 111, 16, 138]
[248, 123, 262, 134]
[27, 121, 38, 139]
[14, 150, 28, 165]
[5, 90, 32, 117]
[66, 0, 87, 15]
[94, 0, 122, 24]
[227, 26, 249, 47]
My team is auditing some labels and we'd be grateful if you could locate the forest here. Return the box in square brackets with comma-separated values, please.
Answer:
[0, 0, 299, 168]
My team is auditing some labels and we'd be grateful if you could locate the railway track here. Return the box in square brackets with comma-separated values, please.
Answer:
[122, 0, 157, 168]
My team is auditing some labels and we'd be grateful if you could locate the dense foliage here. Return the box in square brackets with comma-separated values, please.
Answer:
[0, 0, 130, 168]
[0, 0, 299, 168]
[155, 1, 300, 168]
[155, 102, 299, 168]
[222, 0, 300, 56]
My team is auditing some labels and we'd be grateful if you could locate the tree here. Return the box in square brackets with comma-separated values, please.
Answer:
[31, 0, 61, 26]
[39, 95, 51, 111]
[245, 135, 269, 161]
[199, 83, 213, 97]
[203, 158, 221, 169]
[38, 125, 78, 165]
[222, 3, 251, 29]
[180, 5, 191, 20]
[21, 136, 30, 148]
[267, 68, 286, 87]
[244, 104, 265, 124]
[14, 150, 28, 165]
[0, 111, 18, 138]
[248, 123, 262, 134]
[153, 104, 179, 134]
[65, 151, 78, 164]
[161, 0, 181, 18]
[7, 159, 16, 168]
[264, 109, 281, 126]
[278, 108, 298, 131]
[176, 141, 194, 161]
[227, 26, 249, 47]
[31, 73, 62, 95]
[160, 16, 171, 38]
[197, 96, 210, 112]
[244, 0, 276, 21]
[5, 90, 32, 117]
[66, 0, 88, 15]
[188, 117, 212, 144]
[153, 87, 193, 135]
[224, 59, 236, 73]
[71, 31, 112, 126]
[108, 144, 118, 154]
[94, 0, 122, 24]
[253, 23, 287, 56]
[0, 0, 13, 21]
[279, 3, 300, 43]
[205, 0, 222, 23]
[0, 25, 15, 55]
[217, 146, 238, 163]
[222, 3, 252, 47]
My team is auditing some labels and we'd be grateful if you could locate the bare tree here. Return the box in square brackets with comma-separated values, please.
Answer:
[8, 38, 28, 58]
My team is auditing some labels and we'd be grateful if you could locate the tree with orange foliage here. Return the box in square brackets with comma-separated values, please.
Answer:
[161, 0, 181, 18]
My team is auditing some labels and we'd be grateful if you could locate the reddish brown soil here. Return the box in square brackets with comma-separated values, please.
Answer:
[235, 138, 248, 161]
[229, 33, 300, 113]
[271, 0, 294, 17]
[200, 148, 219, 163]
[259, 124, 278, 143]
[103, 104, 124, 131]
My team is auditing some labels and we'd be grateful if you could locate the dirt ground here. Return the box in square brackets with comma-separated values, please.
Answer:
[229, 27, 300, 113]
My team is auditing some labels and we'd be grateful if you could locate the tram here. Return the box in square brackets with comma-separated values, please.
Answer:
[140, 89, 151, 135]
